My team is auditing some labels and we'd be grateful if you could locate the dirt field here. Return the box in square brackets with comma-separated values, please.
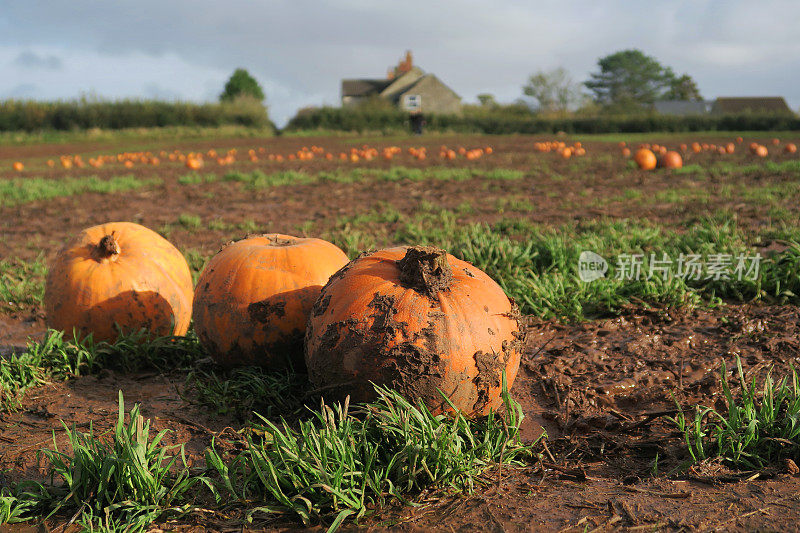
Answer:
[2, 132, 800, 531]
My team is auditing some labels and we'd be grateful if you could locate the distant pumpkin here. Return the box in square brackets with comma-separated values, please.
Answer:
[44, 222, 193, 343]
[634, 148, 657, 170]
[658, 151, 683, 169]
[785, 143, 797, 154]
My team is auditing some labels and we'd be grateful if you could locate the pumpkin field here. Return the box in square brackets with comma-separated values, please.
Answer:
[2, 130, 800, 531]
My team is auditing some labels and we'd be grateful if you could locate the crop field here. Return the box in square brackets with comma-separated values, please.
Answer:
[1, 131, 800, 531]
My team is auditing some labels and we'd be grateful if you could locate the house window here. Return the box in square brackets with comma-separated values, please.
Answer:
[402, 94, 421, 112]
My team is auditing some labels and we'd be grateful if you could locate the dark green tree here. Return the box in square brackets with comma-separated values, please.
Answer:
[220, 68, 265, 102]
[584, 50, 675, 109]
[662, 73, 703, 101]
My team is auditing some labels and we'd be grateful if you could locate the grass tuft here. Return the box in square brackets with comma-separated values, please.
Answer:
[205, 378, 538, 527]
[0, 254, 47, 312]
[0, 175, 162, 207]
[10, 392, 208, 530]
[0, 329, 204, 410]
[188, 365, 307, 421]
[670, 357, 800, 470]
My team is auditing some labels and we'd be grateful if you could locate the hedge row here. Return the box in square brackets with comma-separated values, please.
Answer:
[0, 98, 272, 131]
[285, 106, 800, 134]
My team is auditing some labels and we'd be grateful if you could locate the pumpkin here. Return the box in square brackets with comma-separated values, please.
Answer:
[621, 147, 631, 158]
[754, 145, 768, 158]
[785, 143, 797, 154]
[634, 148, 657, 170]
[658, 151, 683, 169]
[186, 157, 203, 170]
[305, 246, 522, 417]
[193, 234, 348, 369]
[12, 162, 23, 171]
[44, 222, 193, 343]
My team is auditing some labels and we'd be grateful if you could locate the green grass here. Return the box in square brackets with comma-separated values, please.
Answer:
[188, 366, 306, 420]
[205, 379, 538, 527]
[0, 255, 46, 312]
[177, 172, 219, 185]
[0, 175, 162, 206]
[177, 213, 202, 230]
[670, 357, 800, 470]
[8, 392, 208, 530]
[223, 170, 315, 189]
[0, 329, 204, 410]
[198, 166, 524, 192]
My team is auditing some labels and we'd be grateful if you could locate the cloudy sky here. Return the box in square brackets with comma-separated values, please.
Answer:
[1, 1, 798, 125]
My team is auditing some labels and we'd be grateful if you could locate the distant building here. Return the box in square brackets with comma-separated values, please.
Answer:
[711, 97, 792, 115]
[654, 100, 713, 116]
[340, 51, 462, 115]
[653, 97, 794, 116]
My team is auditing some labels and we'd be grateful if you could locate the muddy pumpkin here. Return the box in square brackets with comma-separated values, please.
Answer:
[304, 246, 522, 417]
[192, 234, 348, 369]
[44, 222, 193, 343]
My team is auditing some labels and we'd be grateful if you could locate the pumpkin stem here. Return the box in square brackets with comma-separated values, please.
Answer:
[398, 246, 453, 295]
[97, 232, 121, 258]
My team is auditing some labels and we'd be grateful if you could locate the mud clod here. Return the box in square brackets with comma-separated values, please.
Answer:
[247, 299, 286, 323]
[397, 246, 453, 296]
[96, 232, 120, 258]
[472, 350, 505, 412]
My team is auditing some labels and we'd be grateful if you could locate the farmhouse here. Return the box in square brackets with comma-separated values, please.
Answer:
[341, 51, 462, 115]
[655, 97, 793, 116]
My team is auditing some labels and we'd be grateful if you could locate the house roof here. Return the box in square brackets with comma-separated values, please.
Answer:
[380, 67, 425, 100]
[654, 100, 712, 115]
[341, 79, 391, 98]
[712, 97, 792, 114]
[395, 74, 461, 101]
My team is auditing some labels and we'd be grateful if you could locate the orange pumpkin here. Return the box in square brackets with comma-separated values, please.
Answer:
[658, 151, 683, 169]
[193, 234, 348, 369]
[621, 147, 631, 158]
[186, 157, 203, 170]
[754, 145, 768, 157]
[12, 162, 23, 171]
[44, 222, 193, 343]
[305, 246, 522, 417]
[634, 148, 657, 170]
[785, 143, 797, 154]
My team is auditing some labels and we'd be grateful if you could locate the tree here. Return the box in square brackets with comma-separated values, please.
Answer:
[662, 73, 703, 101]
[220, 68, 265, 102]
[584, 49, 674, 109]
[522, 67, 583, 114]
[477, 93, 498, 108]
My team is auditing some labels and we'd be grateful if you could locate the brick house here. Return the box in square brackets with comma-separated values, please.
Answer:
[341, 51, 462, 115]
